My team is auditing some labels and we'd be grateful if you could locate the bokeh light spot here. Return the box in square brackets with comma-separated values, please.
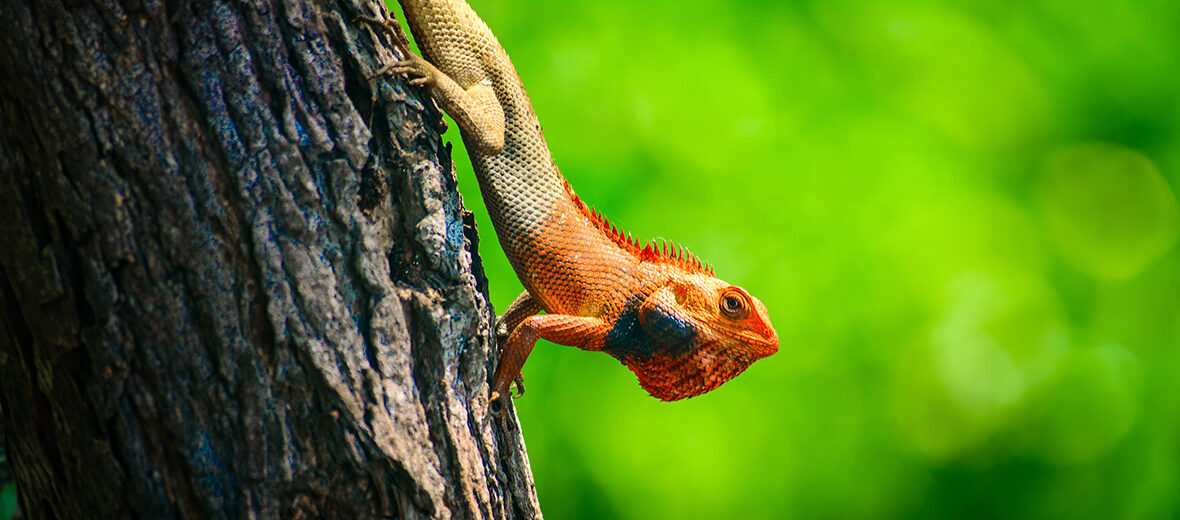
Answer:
[1035, 143, 1180, 279]
[1028, 344, 1142, 465]
[895, 271, 1067, 459]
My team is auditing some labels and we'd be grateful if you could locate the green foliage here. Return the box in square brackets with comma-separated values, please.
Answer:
[400, 1, 1180, 518]
[0, 483, 14, 520]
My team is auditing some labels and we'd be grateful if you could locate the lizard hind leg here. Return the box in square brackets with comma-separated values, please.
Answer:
[354, 12, 506, 154]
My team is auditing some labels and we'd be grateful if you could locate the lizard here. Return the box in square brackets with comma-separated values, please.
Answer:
[359, 0, 779, 410]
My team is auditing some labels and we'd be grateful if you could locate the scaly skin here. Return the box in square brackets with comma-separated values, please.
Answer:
[365, 0, 779, 407]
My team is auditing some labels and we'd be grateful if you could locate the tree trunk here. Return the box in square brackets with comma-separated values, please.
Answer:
[0, 0, 540, 518]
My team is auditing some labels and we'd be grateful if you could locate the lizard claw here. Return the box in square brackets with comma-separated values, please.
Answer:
[488, 390, 509, 416]
[353, 14, 412, 54]
[512, 374, 525, 399]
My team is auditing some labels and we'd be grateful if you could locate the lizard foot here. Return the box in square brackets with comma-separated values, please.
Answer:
[487, 374, 524, 416]
[372, 54, 437, 87]
[355, 14, 437, 85]
[353, 14, 412, 55]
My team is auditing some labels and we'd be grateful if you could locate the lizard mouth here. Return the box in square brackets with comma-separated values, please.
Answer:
[739, 332, 780, 358]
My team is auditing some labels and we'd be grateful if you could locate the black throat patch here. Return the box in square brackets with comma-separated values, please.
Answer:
[602, 297, 698, 362]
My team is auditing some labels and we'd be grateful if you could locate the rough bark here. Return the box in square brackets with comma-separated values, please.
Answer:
[0, 0, 540, 518]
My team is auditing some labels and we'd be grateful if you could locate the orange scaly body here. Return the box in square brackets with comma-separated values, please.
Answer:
[368, 0, 779, 407]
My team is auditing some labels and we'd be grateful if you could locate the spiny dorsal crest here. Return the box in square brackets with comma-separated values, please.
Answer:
[562, 179, 714, 275]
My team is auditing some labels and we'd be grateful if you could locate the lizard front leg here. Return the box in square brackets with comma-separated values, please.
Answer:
[496, 291, 543, 397]
[491, 315, 609, 411]
[496, 291, 542, 341]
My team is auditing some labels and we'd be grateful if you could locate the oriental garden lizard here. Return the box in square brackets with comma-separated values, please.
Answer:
[359, 0, 779, 410]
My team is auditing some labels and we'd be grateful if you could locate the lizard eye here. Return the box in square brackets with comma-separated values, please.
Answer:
[719, 290, 749, 321]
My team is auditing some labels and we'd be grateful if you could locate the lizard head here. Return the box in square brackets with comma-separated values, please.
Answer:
[564, 193, 779, 400]
[616, 272, 779, 401]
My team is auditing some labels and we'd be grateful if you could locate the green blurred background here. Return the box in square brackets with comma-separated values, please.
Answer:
[428, 1, 1180, 518]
